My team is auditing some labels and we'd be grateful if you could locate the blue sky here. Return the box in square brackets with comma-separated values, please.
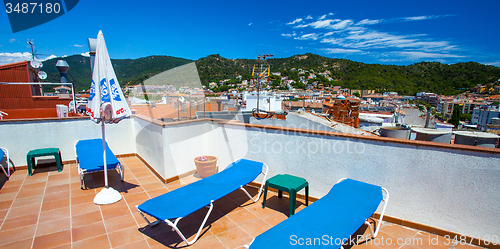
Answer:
[1, 0, 499, 66]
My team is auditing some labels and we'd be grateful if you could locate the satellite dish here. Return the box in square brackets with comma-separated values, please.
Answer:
[30, 59, 42, 69]
[38, 71, 47, 80]
[179, 96, 185, 102]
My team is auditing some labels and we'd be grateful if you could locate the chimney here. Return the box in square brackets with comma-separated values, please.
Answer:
[55, 60, 69, 83]
[216, 99, 222, 111]
[424, 108, 431, 128]
[87, 38, 97, 74]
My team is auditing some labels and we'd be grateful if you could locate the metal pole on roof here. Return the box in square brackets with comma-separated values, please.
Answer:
[70, 83, 76, 113]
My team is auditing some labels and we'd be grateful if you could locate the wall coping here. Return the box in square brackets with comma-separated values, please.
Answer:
[2, 114, 499, 155]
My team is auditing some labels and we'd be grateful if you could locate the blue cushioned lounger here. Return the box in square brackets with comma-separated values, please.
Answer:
[137, 158, 268, 245]
[0, 147, 11, 177]
[248, 178, 389, 249]
[74, 139, 124, 189]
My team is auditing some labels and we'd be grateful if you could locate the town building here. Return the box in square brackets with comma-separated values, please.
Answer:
[240, 91, 282, 112]
[416, 92, 439, 107]
[472, 105, 500, 131]
[439, 100, 488, 118]
[0, 61, 72, 119]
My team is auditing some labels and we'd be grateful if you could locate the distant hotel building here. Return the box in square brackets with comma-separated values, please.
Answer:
[472, 105, 500, 131]
[416, 92, 439, 107]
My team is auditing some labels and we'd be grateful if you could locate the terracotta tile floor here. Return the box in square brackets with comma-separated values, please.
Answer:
[0, 156, 487, 248]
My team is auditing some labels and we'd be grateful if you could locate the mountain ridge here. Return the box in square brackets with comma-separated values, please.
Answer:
[38, 53, 500, 95]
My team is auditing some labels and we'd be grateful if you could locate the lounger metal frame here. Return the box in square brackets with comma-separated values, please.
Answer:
[136, 161, 269, 245]
[337, 178, 389, 248]
[246, 178, 389, 249]
[74, 140, 124, 189]
[0, 147, 11, 177]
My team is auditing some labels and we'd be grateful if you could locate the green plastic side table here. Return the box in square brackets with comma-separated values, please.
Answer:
[262, 174, 309, 217]
[27, 148, 62, 176]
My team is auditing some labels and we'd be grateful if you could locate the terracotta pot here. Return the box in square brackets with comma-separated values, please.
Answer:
[194, 156, 218, 178]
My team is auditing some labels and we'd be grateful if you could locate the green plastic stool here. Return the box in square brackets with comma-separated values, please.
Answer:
[262, 174, 309, 216]
[27, 148, 62, 176]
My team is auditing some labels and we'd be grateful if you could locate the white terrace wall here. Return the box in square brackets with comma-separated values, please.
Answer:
[1, 117, 499, 243]
[137, 118, 500, 242]
[131, 116, 245, 180]
[214, 122, 500, 243]
[0, 117, 135, 167]
[161, 120, 215, 178]
[132, 116, 165, 177]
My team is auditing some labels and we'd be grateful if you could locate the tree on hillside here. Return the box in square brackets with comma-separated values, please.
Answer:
[449, 106, 462, 128]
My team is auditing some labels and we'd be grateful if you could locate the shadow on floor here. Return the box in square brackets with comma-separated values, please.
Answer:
[138, 186, 262, 248]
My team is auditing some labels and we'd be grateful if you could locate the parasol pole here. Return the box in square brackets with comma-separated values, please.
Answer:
[91, 30, 126, 205]
[102, 120, 108, 188]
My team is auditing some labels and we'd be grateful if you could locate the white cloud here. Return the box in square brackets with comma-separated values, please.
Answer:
[248, 23, 253, 26]
[281, 32, 296, 38]
[330, 19, 353, 30]
[396, 51, 464, 60]
[321, 37, 344, 45]
[294, 19, 353, 30]
[9, 38, 16, 43]
[0, 52, 32, 65]
[72, 44, 85, 47]
[287, 18, 303, 25]
[404, 15, 435, 21]
[299, 19, 332, 29]
[356, 19, 380, 25]
[42, 55, 57, 61]
[341, 30, 408, 48]
[0, 52, 59, 65]
[295, 33, 319, 41]
[483, 61, 500, 67]
[323, 48, 362, 54]
[280, 13, 459, 63]
[305, 15, 313, 20]
[319, 13, 334, 20]
[81, 52, 90, 57]
[320, 27, 457, 54]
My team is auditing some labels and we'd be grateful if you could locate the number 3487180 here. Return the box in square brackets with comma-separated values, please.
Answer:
[5, 2, 61, 14]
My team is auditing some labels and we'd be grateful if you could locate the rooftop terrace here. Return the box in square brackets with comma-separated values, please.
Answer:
[0, 115, 499, 248]
[0, 156, 486, 248]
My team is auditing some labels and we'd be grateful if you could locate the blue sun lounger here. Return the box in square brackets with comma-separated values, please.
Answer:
[0, 147, 11, 177]
[248, 178, 389, 249]
[74, 139, 124, 189]
[136, 158, 268, 245]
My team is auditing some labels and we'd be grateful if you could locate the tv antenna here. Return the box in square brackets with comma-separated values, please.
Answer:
[252, 54, 273, 114]
[26, 39, 47, 80]
[26, 39, 47, 68]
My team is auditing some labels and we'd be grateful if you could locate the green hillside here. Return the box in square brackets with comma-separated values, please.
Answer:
[195, 53, 500, 95]
[38, 53, 500, 96]
[41, 55, 192, 91]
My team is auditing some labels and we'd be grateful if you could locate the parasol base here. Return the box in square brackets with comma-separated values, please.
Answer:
[94, 187, 122, 205]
